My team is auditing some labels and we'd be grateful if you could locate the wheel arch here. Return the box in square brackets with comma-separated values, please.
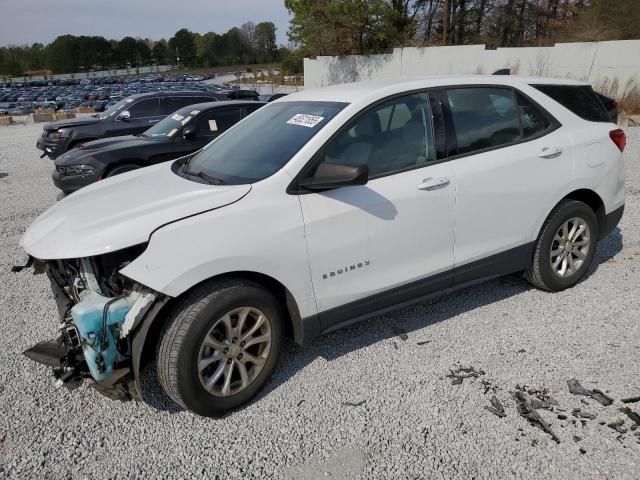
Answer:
[561, 189, 606, 238]
[103, 160, 144, 177]
[535, 188, 606, 242]
[131, 270, 309, 389]
[67, 137, 97, 150]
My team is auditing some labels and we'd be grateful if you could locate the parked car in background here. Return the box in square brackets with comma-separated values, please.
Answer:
[36, 91, 221, 159]
[52, 101, 266, 194]
[19, 76, 624, 417]
[224, 89, 260, 101]
[259, 93, 289, 102]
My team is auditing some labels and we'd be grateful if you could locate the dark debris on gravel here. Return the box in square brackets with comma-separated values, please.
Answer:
[447, 371, 639, 448]
[446, 366, 486, 385]
[567, 379, 614, 406]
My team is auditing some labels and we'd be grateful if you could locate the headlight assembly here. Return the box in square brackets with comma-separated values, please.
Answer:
[62, 164, 96, 176]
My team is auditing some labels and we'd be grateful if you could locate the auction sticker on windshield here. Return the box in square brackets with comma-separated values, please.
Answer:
[286, 114, 324, 128]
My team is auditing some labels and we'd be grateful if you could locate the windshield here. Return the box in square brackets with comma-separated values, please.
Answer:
[182, 101, 347, 185]
[98, 97, 134, 120]
[144, 107, 200, 138]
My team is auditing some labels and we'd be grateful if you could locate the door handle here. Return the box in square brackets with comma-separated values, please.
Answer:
[538, 146, 562, 158]
[148, 119, 160, 123]
[418, 177, 450, 191]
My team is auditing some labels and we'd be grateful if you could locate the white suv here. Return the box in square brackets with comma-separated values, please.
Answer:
[19, 76, 626, 416]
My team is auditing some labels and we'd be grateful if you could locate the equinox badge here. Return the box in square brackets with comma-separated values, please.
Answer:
[322, 260, 370, 279]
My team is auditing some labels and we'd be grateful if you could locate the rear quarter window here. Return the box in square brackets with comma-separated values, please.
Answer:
[532, 85, 610, 123]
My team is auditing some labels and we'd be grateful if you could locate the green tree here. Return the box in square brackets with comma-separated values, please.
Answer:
[254, 22, 278, 62]
[285, 0, 423, 56]
[152, 39, 171, 64]
[46, 35, 81, 73]
[118, 36, 139, 67]
[136, 39, 152, 66]
[169, 28, 197, 67]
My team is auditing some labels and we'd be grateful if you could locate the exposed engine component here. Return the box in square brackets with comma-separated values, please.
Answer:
[18, 243, 161, 398]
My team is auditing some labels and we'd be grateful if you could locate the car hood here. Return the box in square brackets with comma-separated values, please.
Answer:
[21, 163, 251, 260]
[55, 135, 154, 164]
[44, 116, 100, 130]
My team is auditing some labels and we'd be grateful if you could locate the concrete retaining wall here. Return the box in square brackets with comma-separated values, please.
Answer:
[5, 65, 175, 84]
[304, 40, 640, 97]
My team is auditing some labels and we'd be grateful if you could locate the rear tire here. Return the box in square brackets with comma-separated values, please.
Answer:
[525, 199, 598, 292]
[157, 279, 283, 416]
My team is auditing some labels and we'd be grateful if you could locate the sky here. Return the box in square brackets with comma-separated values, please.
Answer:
[0, 0, 292, 46]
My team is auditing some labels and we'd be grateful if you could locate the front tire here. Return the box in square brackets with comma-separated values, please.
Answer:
[157, 279, 283, 416]
[525, 199, 598, 291]
[106, 163, 139, 177]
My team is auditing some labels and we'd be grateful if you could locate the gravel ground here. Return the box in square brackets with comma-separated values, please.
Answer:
[0, 122, 639, 480]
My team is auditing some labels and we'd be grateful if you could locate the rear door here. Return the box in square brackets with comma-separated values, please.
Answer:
[298, 92, 456, 328]
[444, 86, 573, 277]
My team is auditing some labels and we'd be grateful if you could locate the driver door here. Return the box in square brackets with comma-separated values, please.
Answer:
[297, 92, 456, 330]
[114, 97, 162, 135]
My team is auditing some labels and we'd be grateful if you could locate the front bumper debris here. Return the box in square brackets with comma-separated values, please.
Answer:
[16, 257, 162, 401]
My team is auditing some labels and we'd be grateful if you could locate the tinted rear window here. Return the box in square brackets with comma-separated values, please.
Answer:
[533, 85, 610, 123]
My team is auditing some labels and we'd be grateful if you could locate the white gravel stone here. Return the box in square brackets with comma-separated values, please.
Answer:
[0, 122, 639, 479]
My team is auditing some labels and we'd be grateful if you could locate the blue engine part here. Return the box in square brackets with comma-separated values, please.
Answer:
[71, 292, 137, 381]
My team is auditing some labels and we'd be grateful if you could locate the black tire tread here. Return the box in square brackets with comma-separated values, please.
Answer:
[156, 279, 250, 410]
[525, 199, 594, 291]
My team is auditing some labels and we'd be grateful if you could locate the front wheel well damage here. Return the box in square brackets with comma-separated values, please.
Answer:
[134, 271, 302, 382]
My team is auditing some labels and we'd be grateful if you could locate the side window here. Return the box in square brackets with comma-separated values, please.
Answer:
[192, 108, 242, 139]
[516, 92, 550, 138]
[245, 105, 263, 116]
[532, 85, 610, 123]
[163, 97, 203, 114]
[318, 93, 436, 178]
[128, 98, 161, 118]
[447, 87, 521, 155]
[239, 91, 258, 100]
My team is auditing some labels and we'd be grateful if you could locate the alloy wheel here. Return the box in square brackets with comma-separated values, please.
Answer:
[549, 217, 591, 278]
[197, 307, 272, 397]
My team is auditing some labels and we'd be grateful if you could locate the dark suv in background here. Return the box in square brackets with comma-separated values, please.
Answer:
[36, 91, 222, 159]
[52, 101, 266, 194]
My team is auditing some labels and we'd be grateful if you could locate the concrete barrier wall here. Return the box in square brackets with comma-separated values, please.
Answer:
[304, 40, 640, 97]
[6, 65, 176, 83]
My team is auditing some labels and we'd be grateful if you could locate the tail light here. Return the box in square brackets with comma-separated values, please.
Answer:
[609, 129, 626, 152]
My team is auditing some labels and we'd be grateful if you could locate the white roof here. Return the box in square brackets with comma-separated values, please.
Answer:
[281, 75, 589, 104]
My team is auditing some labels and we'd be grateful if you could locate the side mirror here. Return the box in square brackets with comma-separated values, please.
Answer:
[117, 110, 130, 121]
[182, 124, 199, 139]
[299, 162, 369, 191]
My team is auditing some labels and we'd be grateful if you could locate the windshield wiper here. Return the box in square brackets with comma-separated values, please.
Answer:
[182, 166, 225, 185]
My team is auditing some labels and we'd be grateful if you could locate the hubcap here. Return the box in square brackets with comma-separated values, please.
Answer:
[550, 217, 591, 278]
[197, 307, 272, 397]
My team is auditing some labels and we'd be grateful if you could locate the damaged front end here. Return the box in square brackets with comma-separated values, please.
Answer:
[18, 245, 167, 401]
